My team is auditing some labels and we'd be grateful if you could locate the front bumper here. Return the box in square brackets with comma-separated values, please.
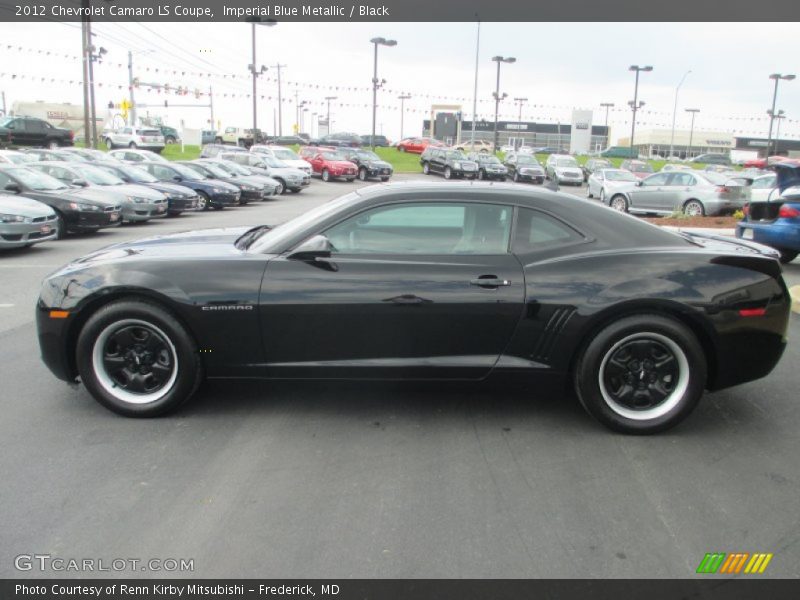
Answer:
[209, 192, 240, 207]
[66, 209, 121, 233]
[555, 172, 584, 184]
[366, 167, 394, 179]
[517, 171, 545, 183]
[0, 216, 58, 248]
[122, 200, 169, 222]
[167, 195, 198, 213]
[238, 189, 264, 204]
[332, 169, 358, 179]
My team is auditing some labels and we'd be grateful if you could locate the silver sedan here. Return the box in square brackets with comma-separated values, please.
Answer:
[0, 194, 58, 249]
[602, 170, 750, 216]
[586, 168, 639, 203]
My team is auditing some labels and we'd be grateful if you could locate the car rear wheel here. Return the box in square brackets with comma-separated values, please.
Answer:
[574, 314, 706, 434]
[779, 249, 798, 264]
[683, 199, 705, 217]
[322, 169, 331, 182]
[477, 169, 485, 180]
[129, 142, 138, 149]
[76, 300, 202, 417]
[358, 167, 368, 181]
[274, 179, 286, 195]
[46, 139, 59, 149]
[196, 191, 210, 211]
[610, 194, 628, 212]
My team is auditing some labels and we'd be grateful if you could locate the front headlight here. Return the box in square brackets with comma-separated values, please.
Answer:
[0, 213, 27, 223]
[68, 202, 100, 212]
[453, 162, 462, 169]
[212, 188, 227, 193]
[127, 196, 149, 204]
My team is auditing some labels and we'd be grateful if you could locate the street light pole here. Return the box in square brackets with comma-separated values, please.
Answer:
[514, 97, 527, 122]
[370, 37, 397, 150]
[398, 94, 411, 140]
[491, 55, 516, 153]
[247, 18, 276, 141]
[628, 64, 653, 158]
[669, 69, 691, 159]
[325, 96, 337, 135]
[470, 21, 480, 145]
[685, 108, 699, 158]
[766, 73, 795, 162]
[271, 63, 286, 136]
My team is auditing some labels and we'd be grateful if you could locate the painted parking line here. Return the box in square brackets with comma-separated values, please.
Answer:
[790, 285, 800, 315]
[0, 304, 14, 308]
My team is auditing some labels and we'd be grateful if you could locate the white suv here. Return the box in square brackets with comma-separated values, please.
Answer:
[105, 127, 165, 152]
[545, 154, 584, 186]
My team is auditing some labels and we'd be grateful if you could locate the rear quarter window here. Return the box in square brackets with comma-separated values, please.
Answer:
[512, 208, 585, 254]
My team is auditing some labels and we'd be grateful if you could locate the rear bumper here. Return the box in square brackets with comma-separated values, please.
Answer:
[736, 220, 800, 251]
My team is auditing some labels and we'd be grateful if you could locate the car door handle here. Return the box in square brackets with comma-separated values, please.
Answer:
[470, 277, 511, 288]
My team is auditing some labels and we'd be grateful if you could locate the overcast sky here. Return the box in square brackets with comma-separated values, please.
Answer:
[1, 21, 799, 143]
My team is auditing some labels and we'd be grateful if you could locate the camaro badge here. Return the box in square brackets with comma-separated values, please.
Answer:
[201, 305, 254, 311]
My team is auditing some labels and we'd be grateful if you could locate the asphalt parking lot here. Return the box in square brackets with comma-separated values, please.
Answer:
[2, 174, 799, 578]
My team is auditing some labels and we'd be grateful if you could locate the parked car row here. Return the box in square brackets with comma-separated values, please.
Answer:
[587, 167, 750, 217]
[0, 145, 312, 251]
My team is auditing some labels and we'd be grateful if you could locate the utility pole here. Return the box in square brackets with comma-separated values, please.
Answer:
[600, 102, 614, 149]
[398, 94, 411, 140]
[87, 21, 100, 148]
[209, 86, 214, 129]
[491, 56, 515, 153]
[668, 70, 691, 159]
[470, 22, 480, 145]
[1, 91, 6, 116]
[325, 96, 337, 135]
[685, 108, 699, 158]
[127, 51, 136, 126]
[370, 37, 397, 150]
[272, 63, 286, 135]
[628, 65, 653, 158]
[766, 73, 795, 161]
[80, 2, 90, 147]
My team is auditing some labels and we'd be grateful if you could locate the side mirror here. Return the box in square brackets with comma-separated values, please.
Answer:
[71, 178, 88, 187]
[636, 180, 643, 186]
[288, 234, 334, 261]
[173, 175, 183, 182]
[4, 182, 21, 193]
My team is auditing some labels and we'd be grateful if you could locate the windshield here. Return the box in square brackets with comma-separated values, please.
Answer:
[479, 156, 502, 165]
[357, 151, 380, 161]
[630, 163, 654, 173]
[273, 147, 299, 161]
[9, 167, 69, 190]
[249, 192, 361, 253]
[516, 155, 540, 166]
[170, 164, 204, 180]
[322, 152, 346, 160]
[218, 161, 252, 176]
[3, 153, 35, 165]
[604, 170, 638, 182]
[263, 156, 288, 168]
[0, 117, 14, 127]
[555, 158, 578, 167]
[117, 165, 158, 183]
[446, 151, 468, 160]
[74, 166, 124, 185]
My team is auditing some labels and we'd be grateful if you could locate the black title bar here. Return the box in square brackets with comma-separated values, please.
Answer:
[1, 0, 799, 22]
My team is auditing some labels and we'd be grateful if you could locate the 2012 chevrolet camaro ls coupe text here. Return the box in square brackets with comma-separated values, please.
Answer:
[37, 182, 791, 433]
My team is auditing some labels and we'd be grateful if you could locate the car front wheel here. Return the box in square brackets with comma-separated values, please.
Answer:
[76, 300, 202, 417]
[610, 195, 628, 212]
[444, 167, 452, 179]
[358, 167, 368, 181]
[129, 142, 138, 149]
[422, 162, 430, 175]
[196, 191, 210, 211]
[574, 314, 706, 434]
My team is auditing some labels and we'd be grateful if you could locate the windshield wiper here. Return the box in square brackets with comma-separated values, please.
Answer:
[235, 224, 272, 250]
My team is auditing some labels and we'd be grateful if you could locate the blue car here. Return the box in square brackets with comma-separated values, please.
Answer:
[139, 162, 240, 211]
[736, 162, 800, 264]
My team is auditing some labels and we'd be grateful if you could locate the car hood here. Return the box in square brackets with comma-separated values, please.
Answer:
[327, 161, 357, 169]
[282, 159, 312, 170]
[107, 183, 167, 200]
[139, 182, 198, 197]
[553, 166, 582, 175]
[270, 167, 307, 178]
[0, 194, 55, 218]
[69, 227, 254, 266]
[365, 160, 393, 169]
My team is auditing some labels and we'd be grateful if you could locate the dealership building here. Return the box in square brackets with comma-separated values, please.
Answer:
[422, 109, 609, 154]
[617, 129, 800, 159]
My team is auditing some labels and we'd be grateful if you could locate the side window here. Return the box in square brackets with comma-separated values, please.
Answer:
[513, 208, 584, 254]
[27, 120, 46, 133]
[125, 152, 142, 162]
[642, 173, 669, 186]
[151, 165, 172, 179]
[670, 173, 696, 186]
[122, 128, 132, 135]
[324, 202, 512, 255]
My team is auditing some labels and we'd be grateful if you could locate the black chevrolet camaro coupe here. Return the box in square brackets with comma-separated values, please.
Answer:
[37, 182, 791, 433]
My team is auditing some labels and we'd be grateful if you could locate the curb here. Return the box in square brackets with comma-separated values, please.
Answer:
[790, 285, 800, 315]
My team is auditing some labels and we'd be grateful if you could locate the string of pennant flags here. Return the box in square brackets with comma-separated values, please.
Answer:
[3, 42, 798, 126]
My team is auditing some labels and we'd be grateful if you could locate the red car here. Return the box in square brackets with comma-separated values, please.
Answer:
[298, 145, 336, 161]
[307, 151, 358, 182]
[395, 137, 443, 154]
[743, 156, 794, 169]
